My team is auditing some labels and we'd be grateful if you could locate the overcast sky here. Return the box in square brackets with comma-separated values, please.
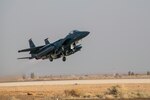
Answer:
[0, 0, 150, 76]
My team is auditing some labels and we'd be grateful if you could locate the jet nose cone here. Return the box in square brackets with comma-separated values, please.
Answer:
[84, 31, 90, 37]
[86, 31, 90, 35]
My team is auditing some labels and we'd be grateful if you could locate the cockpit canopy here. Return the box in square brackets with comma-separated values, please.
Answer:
[69, 30, 80, 34]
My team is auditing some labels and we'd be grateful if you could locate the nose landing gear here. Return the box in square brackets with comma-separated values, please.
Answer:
[49, 56, 53, 62]
[62, 56, 66, 62]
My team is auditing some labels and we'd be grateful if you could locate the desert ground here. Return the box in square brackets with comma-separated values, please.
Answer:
[0, 79, 150, 100]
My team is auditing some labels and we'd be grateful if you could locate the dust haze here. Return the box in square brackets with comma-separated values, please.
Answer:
[0, 0, 150, 76]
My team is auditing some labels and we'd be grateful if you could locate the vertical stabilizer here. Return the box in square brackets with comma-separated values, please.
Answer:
[29, 39, 35, 48]
[44, 38, 50, 44]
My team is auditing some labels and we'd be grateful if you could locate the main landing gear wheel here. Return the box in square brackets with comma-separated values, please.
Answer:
[49, 57, 53, 62]
[62, 56, 66, 62]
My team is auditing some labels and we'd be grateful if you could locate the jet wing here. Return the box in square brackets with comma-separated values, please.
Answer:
[18, 45, 44, 53]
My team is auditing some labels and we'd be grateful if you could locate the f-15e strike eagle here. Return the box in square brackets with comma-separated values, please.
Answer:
[18, 30, 90, 62]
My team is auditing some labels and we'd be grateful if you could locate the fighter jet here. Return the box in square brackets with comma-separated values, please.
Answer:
[18, 30, 90, 62]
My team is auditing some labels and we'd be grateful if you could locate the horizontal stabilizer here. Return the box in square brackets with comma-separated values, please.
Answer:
[18, 46, 44, 53]
[17, 57, 33, 59]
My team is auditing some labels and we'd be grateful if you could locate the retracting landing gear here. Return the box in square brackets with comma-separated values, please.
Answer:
[49, 56, 53, 62]
[61, 49, 66, 62]
[62, 56, 66, 62]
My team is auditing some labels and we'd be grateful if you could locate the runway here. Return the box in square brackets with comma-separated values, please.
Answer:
[0, 79, 150, 87]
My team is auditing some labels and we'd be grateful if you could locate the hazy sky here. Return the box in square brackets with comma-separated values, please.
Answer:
[0, 0, 150, 76]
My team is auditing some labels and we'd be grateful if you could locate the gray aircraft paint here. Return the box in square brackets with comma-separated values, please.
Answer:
[18, 30, 89, 61]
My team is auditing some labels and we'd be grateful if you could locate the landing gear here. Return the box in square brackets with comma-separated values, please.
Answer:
[49, 56, 53, 62]
[62, 56, 66, 62]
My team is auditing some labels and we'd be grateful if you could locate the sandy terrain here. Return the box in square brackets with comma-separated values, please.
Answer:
[0, 79, 150, 99]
